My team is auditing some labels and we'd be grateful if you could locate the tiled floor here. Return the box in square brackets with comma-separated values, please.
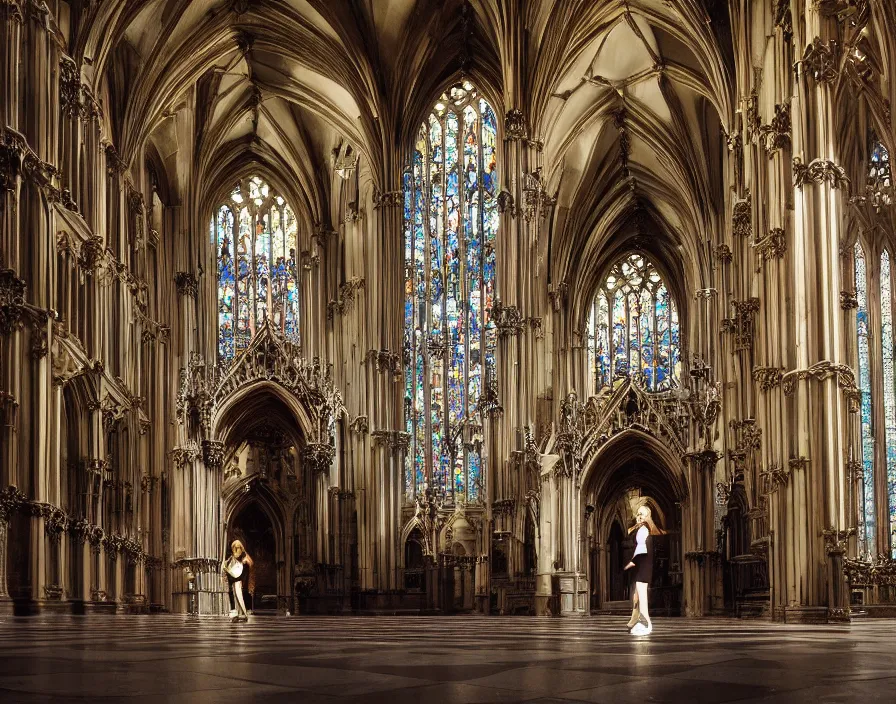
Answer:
[0, 614, 894, 703]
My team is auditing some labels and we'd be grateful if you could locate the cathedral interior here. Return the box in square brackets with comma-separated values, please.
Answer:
[2, 0, 896, 631]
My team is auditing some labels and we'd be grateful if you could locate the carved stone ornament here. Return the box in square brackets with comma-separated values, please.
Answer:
[753, 228, 786, 260]
[548, 282, 568, 311]
[303, 443, 335, 475]
[722, 298, 760, 351]
[758, 103, 791, 154]
[800, 37, 839, 84]
[170, 442, 201, 470]
[0, 485, 27, 522]
[201, 439, 226, 469]
[373, 190, 402, 209]
[782, 361, 861, 412]
[327, 277, 365, 319]
[792, 157, 850, 193]
[732, 194, 752, 238]
[366, 348, 401, 377]
[840, 290, 858, 310]
[522, 168, 554, 222]
[492, 298, 525, 338]
[774, 0, 793, 39]
[59, 55, 81, 118]
[174, 271, 198, 299]
[496, 190, 515, 217]
[0, 268, 27, 335]
[371, 429, 410, 452]
[349, 415, 369, 434]
[822, 526, 855, 557]
[504, 108, 528, 141]
[713, 244, 733, 264]
[760, 463, 790, 491]
[752, 366, 784, 391]
[846, 459, 863, 483]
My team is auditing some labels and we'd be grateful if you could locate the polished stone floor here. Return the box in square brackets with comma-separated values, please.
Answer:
[0, 614, 894, 703]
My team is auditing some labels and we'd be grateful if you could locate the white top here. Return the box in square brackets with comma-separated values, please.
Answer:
[633, 525, 649, 557]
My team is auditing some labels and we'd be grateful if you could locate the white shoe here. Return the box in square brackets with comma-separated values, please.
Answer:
[630, 622, 652, 635]
[228, 609, 237, 618]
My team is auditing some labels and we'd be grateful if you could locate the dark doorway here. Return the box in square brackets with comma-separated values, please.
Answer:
[230, 503, 277, 612]
[607, 520, 630, 602]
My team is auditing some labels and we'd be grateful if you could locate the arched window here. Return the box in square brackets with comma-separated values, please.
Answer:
[588, 253, 680, 392]
[403, 83, 499, 503]
[869, 138, 891, 189]
[214, 176, 299, 361]
[882, 251, 896, 557]
[855, 243, 875, 557]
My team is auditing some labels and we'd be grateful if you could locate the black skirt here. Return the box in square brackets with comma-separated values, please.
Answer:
[632, 552, 653, 584]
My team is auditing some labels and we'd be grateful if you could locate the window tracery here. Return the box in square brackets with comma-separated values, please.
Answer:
[403, 83, 499, 503]
[855, 244, 875, 557]
[214, 177, 300, 362]
[883, 251, 896, 557]
[587, 253, 680, 392]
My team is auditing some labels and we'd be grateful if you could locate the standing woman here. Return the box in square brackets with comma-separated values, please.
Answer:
[222, 539, 254, 623]
[624, 505, 662, 635]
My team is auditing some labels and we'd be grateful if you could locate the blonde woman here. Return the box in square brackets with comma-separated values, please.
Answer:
[623, 505, 662, 635]
[222, 540, 254, 622]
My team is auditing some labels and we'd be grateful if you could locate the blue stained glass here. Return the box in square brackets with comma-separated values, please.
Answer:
[215, 179, 298, 361]
[883, 251, 896, 558]
[590, 254, 679, 393]
[403, 84, 497, 503]
[855, 243, 876, 557]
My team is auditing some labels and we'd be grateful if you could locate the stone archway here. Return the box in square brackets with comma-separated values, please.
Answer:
[579, 430, 686, 616]
[218, 388, 313, 616]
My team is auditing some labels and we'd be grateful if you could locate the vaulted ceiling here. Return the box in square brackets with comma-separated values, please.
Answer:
[68, 0, 740, 300]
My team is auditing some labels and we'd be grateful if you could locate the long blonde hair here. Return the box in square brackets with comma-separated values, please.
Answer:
[627, 505, 665, 536]
[230, 539, 247, 557]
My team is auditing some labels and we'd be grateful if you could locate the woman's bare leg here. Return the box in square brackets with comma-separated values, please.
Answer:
[635, 581, 651, 630]
[627, 589, 641, 628]
[233, 581, 248, 618]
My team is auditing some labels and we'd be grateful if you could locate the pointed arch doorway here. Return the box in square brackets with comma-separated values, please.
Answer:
[582, 432, 684, 616]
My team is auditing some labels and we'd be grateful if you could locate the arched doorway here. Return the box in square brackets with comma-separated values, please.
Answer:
[581, 432, 685, 616]
[216, 383, 317, 616]
[229, 502, 278, 613]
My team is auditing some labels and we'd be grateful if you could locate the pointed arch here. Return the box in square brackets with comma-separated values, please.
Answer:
[213, 176, 300, 361]
[588, 252, 681, 393]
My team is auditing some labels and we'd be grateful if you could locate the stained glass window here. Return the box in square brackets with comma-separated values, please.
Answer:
[869, 139, 891, 189]
[884, 251, 896, 558]
[403, 82, 498, 504]
[213, 176, 299, 361]
[855, 244, 875, 557]
[587, 253, 680, 392]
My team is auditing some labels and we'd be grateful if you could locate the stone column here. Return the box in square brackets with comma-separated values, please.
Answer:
[782, 15, 854, 622]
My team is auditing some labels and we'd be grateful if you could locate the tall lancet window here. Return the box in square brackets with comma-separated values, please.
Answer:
[883, 251, 896, 557]
[403, 83, 499, 503]
[214, 176, 300, 361]
[855, 243, 875, 557]
[588, 253, 680, 392]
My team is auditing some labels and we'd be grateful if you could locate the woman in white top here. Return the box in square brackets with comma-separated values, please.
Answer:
[623, 505, 660, 635]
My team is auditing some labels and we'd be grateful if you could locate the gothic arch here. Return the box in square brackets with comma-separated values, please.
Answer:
[222, 478, 287, 564]
[580, 428, 688, 506]
[213, 381, 315, 450]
